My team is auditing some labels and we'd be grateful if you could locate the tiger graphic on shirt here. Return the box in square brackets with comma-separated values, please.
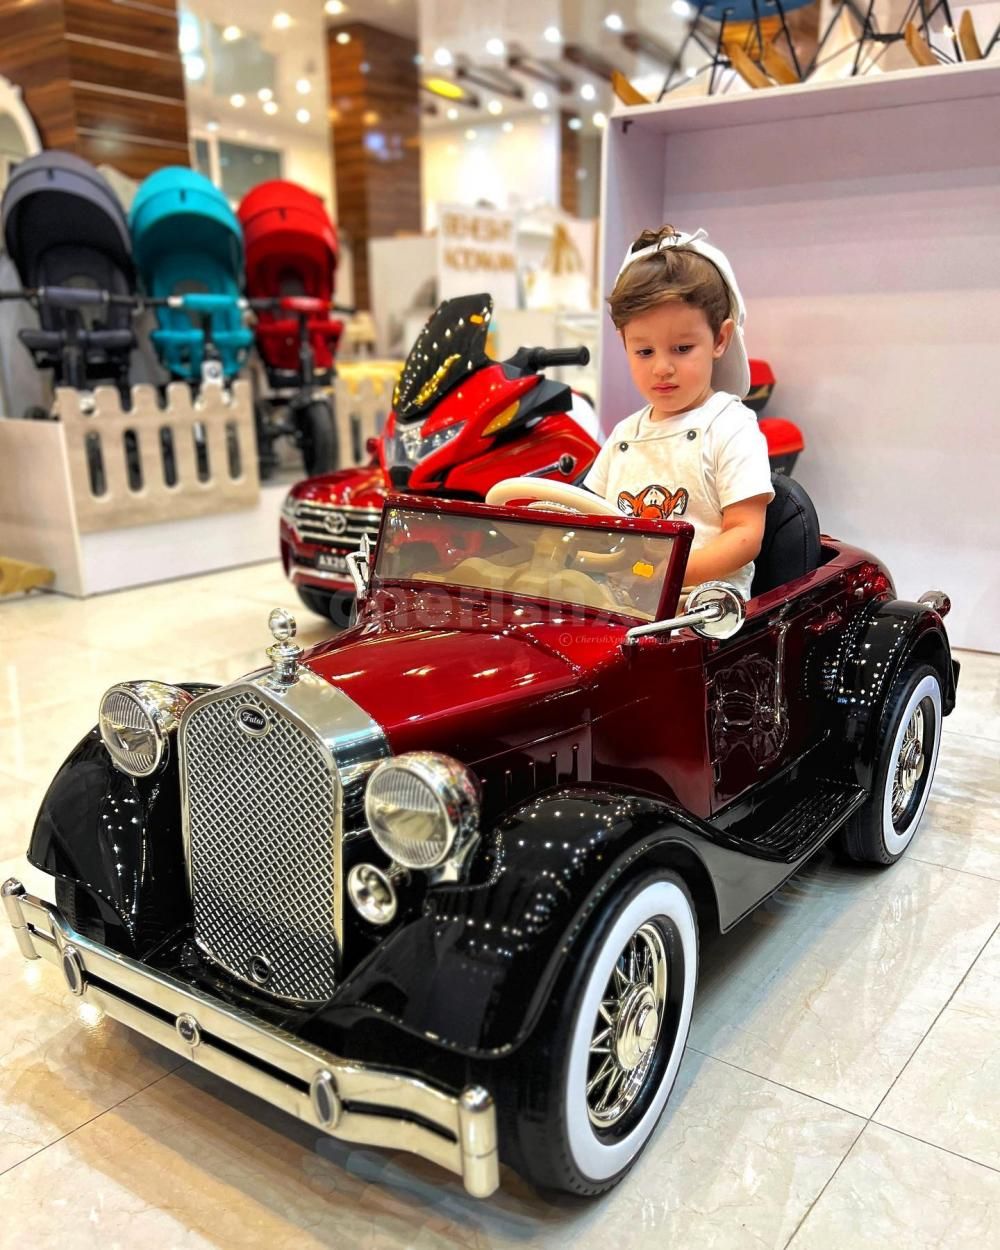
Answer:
[617, 484, 689, 521]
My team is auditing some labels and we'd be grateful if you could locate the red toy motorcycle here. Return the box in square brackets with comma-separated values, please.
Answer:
[280, 292, 804, 623]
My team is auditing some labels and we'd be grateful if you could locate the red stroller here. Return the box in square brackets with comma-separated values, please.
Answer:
[238, 180, 347, 478]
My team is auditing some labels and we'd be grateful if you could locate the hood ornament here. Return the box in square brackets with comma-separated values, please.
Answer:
[266, 608, 302, 685]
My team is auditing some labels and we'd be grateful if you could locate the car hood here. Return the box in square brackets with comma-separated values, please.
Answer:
[292, 462, 389, 508]
[302, 618, 591, 762]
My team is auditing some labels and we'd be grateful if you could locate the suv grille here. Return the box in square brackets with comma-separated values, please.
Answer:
[180, 686, 340, 1004]
[292, 499, 381, 551]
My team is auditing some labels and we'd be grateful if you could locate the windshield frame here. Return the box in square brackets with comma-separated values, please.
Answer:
[371, 495, 695, 623]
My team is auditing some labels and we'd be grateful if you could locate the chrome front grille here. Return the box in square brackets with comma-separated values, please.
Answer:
[293, 500, 381, 551]
[180, 686, 341, 1004]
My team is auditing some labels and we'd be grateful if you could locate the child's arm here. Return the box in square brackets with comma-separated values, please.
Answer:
[682, 494, 770, 587]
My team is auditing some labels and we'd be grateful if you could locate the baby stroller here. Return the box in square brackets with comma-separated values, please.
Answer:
[1, 150, 136, 408]
[130, 166, 252, 389]
[238, 179, 344, 479]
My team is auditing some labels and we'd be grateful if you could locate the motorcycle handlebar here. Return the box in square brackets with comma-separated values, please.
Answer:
[506, 345, 590, 372]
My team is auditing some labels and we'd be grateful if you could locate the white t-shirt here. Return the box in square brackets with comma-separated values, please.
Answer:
[583, 391, 774, 600]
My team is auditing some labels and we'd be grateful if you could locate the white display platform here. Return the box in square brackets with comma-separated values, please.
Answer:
[599, 61, 1000, 653]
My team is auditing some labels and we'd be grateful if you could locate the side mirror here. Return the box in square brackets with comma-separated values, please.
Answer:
[685, 582, 746, 640]
[625, 580, 746, 644]
[346, 532, 372, 600]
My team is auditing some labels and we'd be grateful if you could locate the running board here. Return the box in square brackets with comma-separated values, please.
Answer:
[726, 778, 868, 864]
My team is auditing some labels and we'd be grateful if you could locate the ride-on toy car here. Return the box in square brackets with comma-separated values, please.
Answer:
[3, 475, 957, 1198]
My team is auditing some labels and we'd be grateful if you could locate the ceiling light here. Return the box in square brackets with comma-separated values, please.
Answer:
[336, 31, 350, 44]
[230, 93, 246, 108]
[486, 37, 505, 56]
[604, 14, 624, 31]
[183, 54, 206, 81]
[446, 106, 459, 120]
[296, 78, 312, 94]
[258, 87, 273, 102]
[465, 128, 477, 140]
[580, 82, 596, 101]
[593, 110, 607, 128]
[424, 76, 465, 100]
[502, 120, 513, 133]
[296, 108, 311, 123]
[568, 116, 582, 130]
[686, 65, 698, 78]
[543, 25, 561, 43]
[672, 0, 693, 15]
[532, 90, 549, 109]
[324, 0, 345, 13]
[272, 11, 292, 29]
[222, 25, 241, 42]
[362, 109, 379, 125]
[487, 99, 503, 115]
[434, 47, 453, 67]
[206, 120, 219, 132]
[263, 100, 279, 115]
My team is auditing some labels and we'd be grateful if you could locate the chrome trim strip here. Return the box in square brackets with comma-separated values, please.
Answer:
[294, 501, 384, 514]
[1, 880, 499, 1198]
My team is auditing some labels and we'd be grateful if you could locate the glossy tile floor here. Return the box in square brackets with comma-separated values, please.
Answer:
[1, 564, 998, 1249]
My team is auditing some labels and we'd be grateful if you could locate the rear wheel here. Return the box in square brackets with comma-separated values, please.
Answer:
[501, 869, 698, 1195]
[254, 398, 278, 481]
[843, 663, 943, 865]
[296, 398, 338, 476]
[295, 583, 356, 628]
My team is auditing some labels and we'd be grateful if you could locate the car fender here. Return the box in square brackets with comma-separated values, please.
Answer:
[317, 787, 798, 1059]
[825, 598, 956, 791]
[27, 700, 207, 955]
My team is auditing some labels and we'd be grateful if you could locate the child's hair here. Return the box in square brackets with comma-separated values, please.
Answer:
[608, 225, 730, 335]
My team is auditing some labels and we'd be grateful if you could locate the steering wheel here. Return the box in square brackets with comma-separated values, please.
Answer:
[484, 478, 620, 571]
[484, 477, 619, 515]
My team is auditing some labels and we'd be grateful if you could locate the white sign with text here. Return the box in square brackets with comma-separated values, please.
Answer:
[437, 205, 518, 309]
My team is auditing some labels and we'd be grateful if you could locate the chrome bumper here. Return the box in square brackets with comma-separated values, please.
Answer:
[2, 878, 499, 1198]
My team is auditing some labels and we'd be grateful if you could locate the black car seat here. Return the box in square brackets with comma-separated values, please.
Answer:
[750, 475, 821, 597]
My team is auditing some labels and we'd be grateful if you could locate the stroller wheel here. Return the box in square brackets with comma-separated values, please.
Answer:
[296, 398, 338, 477]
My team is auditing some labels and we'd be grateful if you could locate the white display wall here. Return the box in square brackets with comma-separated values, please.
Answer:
[599, 62, 1000, 653]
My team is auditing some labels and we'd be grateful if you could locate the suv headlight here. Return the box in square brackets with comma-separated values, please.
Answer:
[280, 493, 299, 526]
[364, 752, 479, 870]
[99, 682, 192, 777]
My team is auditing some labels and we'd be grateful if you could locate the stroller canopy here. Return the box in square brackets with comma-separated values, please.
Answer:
[2, 149, 133, 291]
[130, 167, 250, 381]
[130, 166, 244, 296]
[238, 179, 338, 301]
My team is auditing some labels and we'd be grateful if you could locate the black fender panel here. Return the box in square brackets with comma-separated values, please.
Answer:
[826, 598, 956, 790]
[27, 727, 192, 956]
[312, 788, 797, 1059]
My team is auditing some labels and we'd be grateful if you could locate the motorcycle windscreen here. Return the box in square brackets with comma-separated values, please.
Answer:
[392, 293, 493, 423]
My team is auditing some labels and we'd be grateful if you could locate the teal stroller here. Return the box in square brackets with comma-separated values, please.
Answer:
[129, 167, 252, 387]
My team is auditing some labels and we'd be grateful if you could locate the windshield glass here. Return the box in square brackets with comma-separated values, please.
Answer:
[392, 294, 493, 423]
[374, 506, 677, 621]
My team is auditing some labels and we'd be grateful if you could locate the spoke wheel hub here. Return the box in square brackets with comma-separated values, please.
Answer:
[615, 986, 659, 1071]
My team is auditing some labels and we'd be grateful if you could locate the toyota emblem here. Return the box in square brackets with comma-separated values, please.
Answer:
[323, 512, 348, 536]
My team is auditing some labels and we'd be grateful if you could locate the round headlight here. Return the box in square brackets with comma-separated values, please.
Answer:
[98, 682, 192, 777]
[364, 752, 479, 870]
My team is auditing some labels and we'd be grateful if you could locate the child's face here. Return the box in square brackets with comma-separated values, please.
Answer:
[621, 302, 734, 419]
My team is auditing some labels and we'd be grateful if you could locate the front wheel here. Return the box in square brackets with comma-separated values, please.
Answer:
[502, 869, 698, 1195]
[843, 663, 944, 864]
[296, 398, 338, 476]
